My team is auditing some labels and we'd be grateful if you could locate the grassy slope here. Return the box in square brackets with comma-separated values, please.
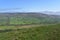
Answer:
[0, 24, 60, 40]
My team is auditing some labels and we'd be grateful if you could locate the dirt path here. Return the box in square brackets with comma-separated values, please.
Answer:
[15, 24, 57, 29]
[0, 24, 58, 30]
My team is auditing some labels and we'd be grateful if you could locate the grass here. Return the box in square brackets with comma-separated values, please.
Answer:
[0, 24, 60, 40]
[0, 12, 60, 40]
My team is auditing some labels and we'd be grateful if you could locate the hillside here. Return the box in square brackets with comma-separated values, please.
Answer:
[0, 12, 60, 40]
[0, 24, 60, 40]
[0, 12, 60, 25]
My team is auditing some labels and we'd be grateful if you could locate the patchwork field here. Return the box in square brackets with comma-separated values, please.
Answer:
[0, 13, 60, 25]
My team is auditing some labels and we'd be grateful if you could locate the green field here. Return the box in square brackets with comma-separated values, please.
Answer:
[0, 13, 60, 25]
[0, 24, 60, 40]
[0, 13, 60, 40]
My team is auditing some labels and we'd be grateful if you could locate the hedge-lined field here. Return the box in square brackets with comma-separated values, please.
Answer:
[0, 13, 60, 25]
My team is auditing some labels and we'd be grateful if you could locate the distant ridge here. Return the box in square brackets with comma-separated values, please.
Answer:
[41, 11, 60, 15]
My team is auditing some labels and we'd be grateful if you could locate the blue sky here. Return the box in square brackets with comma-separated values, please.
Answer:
[0, 0, 60, 12]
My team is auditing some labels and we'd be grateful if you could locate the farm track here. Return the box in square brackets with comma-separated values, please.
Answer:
[15, 23, 58, 29]
[0, 23, 58, 33]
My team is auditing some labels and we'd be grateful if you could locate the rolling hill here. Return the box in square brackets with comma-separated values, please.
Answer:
[0, 12, 60, 40]
[0, 12, 60, 25]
